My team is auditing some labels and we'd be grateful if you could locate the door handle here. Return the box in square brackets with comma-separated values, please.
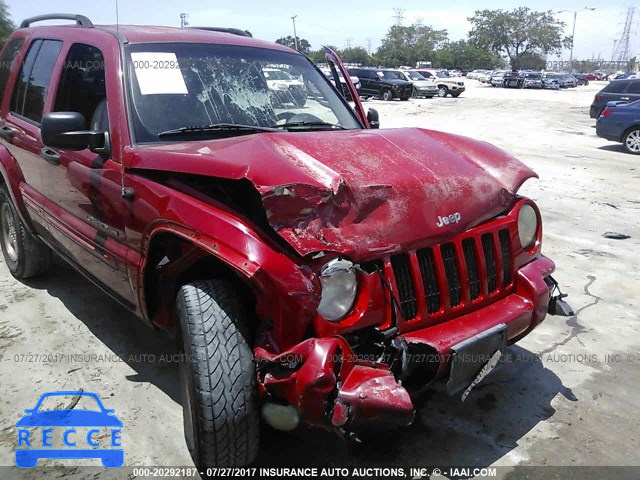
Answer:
[621, 97, 630, 100]
[40, 147, 61, 165]
[0, 125, 13, 141]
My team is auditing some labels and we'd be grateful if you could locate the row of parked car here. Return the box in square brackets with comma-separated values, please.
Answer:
[468, 69, 591, 89]
[322, 67, 466, 100]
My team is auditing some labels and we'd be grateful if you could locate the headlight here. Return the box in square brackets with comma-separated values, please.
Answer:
[518, 203, 538, 249]
[317, 258, 357, 322]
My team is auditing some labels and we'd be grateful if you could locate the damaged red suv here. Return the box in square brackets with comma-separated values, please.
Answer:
[0, 14, 571, 467]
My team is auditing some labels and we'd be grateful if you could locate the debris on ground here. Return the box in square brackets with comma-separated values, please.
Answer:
[603, 232, 631, 240]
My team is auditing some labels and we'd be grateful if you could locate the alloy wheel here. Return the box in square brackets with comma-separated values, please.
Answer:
[1, 202, 19, 262]
[625, 129, 640, 153]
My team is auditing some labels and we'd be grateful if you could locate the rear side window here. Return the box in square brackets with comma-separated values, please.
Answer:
[10, 39, 62, 123]
[625, 81, 640, 94]
[602, 81, 630, 94]
[0, 38, 25, 100]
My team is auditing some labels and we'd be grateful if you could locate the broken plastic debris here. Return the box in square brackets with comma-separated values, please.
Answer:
[603, 232, 631, 240]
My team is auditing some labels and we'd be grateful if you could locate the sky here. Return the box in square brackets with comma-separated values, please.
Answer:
[7, 1, 638, 62]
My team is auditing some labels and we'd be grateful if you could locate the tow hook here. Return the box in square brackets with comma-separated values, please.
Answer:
[547, 276, 574, 316]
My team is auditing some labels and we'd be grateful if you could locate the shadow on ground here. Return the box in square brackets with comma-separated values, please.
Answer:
[22, 256, 181, 403]
[21, 257, 576, 471]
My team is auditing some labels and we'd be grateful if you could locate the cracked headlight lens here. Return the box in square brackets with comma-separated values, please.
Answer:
[317, 258, 357, 322]
[518, 203, 538, 249]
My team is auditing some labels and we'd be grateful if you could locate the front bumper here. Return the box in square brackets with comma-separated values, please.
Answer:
[256, 254, 562, 433]
[414, 88, 438, 97]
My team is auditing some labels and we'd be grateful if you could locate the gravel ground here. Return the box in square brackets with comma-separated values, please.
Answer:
[1, 80, 639, 478]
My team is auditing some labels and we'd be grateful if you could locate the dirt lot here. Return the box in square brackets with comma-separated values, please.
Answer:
[1, 80, 639, 478]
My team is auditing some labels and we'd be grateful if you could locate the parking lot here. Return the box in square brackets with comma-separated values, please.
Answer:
[1, 79, 639, 477]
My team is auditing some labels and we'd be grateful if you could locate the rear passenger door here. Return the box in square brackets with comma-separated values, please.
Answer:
[622, 81, 640, 103]
[1, 38, 63, 235]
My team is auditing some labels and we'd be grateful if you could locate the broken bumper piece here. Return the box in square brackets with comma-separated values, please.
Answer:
[255, 338, 413, 432]
[255, 255, 567, 433]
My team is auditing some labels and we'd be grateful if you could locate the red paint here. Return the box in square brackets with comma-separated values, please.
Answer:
[0, 23, 562, 436]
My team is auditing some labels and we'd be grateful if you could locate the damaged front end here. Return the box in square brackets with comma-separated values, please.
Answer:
[253, 197, 572, 436]
[255, 338, 414, 434]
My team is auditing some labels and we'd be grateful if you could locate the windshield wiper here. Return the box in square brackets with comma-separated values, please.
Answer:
[158, 123, 279, 138]
[273, 121, 346, 131]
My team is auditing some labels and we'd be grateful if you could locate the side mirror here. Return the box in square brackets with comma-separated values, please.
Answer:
[367, 108, 380, 129]
[41, 112, 108, 155]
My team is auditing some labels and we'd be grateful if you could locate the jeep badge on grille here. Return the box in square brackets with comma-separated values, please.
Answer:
[436, 212, 462, 227]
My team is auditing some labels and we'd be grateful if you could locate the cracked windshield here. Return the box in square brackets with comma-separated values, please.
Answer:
[126, 43, 360, 142]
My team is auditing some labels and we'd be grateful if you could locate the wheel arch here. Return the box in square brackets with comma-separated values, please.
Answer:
[140, 227, 262, 332]
[138, 223, 319, 350]
[621, 124, 640, 143]
[0, 146, 35, 234]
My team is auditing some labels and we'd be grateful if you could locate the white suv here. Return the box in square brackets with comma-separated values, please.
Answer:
[412, 69, 466, 97]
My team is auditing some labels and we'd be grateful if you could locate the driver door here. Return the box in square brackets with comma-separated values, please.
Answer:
[39, 41, 135, 306]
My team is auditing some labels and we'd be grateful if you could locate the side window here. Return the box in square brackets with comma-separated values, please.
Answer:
[603, 81, 630, 94]
[0, 38, 25, 100]
[625, 81, 640, 94]
[10, 39, 62, 123]
[54, 43, 107, 130]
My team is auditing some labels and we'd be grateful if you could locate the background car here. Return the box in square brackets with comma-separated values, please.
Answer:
[490, 70, 507, 87]
[411, 69, 465, 97]
[323, 69, 362, 101]
[558, 74, 578, 88]
[399, 70, 438, 98]
[596, 100, 640, 154]
[522, 72, 543, 89]
[590, 79, 640, 118]
[574, 74, 590, 86]
[477, 70, 494, 84]
[348, 68, 413, 100]
[264, 67, 307, 107]
[503, 71, 525, 88]
[542, 74, 561, 90]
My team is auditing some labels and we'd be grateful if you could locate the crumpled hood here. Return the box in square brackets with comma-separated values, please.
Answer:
[131, 128, 536, 260]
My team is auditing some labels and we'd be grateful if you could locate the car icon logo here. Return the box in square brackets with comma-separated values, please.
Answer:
[16, 391, 123, 468]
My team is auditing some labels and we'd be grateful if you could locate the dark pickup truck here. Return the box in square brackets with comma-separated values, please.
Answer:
[0, 13, 570, 468]
[348, 67, 413, 100]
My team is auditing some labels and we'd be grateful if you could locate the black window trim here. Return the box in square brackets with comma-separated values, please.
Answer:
[0, 37, 27, 104]
[9, 38, 63, 126]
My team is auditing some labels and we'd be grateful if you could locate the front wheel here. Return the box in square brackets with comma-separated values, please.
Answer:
[381, 89, 393, 101]
[437, 86, 448, 97]
[0, 186, 51, 279]
[623, 128, 640, 154]
[176, 279, 260, 468]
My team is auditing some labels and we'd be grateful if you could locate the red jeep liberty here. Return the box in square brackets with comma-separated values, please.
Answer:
[0, 14, 571, 467]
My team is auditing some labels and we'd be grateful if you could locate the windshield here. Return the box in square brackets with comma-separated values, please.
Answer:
[406, 71, 426, 80]
[125, 43, 361, 142]
[380, 70, 405, 80]
[436, 71, 449, 78]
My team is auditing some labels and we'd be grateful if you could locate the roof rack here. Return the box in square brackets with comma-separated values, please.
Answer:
[187, 27, 252, 38]
[20, 14, 94, 29]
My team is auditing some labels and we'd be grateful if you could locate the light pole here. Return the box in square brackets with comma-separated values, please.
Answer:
[557, 8, 596, 72]
[291, 15, 298, 51]
[610, 39, 618, 73]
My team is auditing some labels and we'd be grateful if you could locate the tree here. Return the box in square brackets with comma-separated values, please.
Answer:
[435, 40, 501, 69]
[275, 36, 311, 55]
[0, 0, 15, 41]
[468, 8, 570, 71]
[340, 47, 370, 65]
[517, 52, 546, 70]
[376, 23, 448, 67]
